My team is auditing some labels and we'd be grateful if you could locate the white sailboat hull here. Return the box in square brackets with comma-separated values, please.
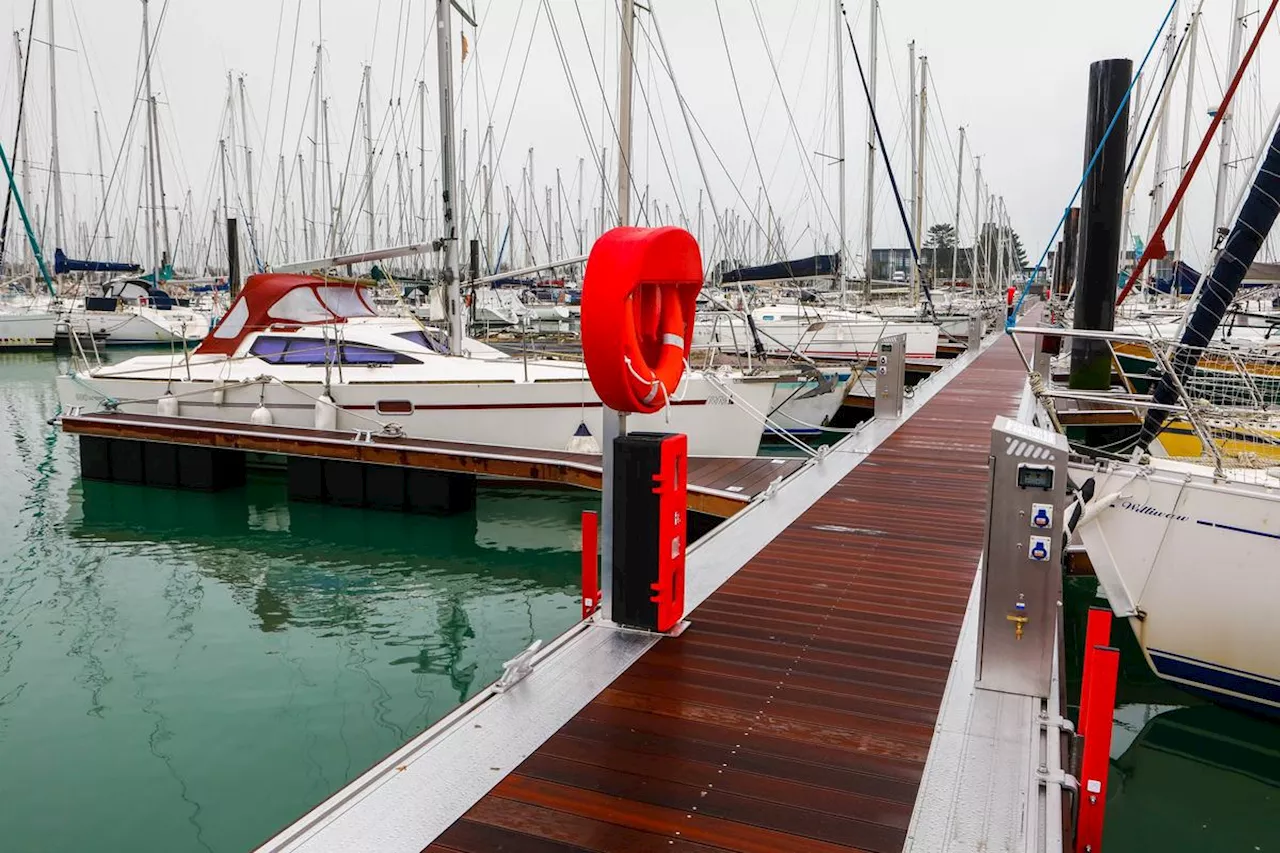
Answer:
[694, 309, 939, 359]
[1071, 459, 1280, 714]
[57, 369, 775, 458]
[765, 371, 854, 437]
[0, 311, 57, 349]
[62, 305, 209, 345]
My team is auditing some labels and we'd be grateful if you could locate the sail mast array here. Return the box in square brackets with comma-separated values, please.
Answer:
[0, 0, 1028, 301]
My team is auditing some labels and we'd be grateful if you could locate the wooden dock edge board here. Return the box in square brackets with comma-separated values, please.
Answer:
[57, 415, 794, 519]
[252, 329, 1011, 853]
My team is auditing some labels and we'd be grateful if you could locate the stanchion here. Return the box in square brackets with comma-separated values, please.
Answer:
[581, 510, 599, 619]
[1075, 643, 1119, 853]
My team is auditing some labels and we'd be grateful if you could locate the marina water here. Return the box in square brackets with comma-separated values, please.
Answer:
[0, 352, 589, 852]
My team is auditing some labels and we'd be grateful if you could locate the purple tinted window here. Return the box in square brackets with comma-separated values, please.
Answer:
[282, 339, 336, 364]
[340, 344, 398, 365]
[249, 336, 290, 364]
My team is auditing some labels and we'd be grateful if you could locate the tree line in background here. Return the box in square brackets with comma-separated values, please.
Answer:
[917, 222, 1029, 281]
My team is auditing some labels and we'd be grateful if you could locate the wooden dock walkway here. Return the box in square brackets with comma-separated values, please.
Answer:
[422, 337, 1028, 853]
[58, 412, 803, 518]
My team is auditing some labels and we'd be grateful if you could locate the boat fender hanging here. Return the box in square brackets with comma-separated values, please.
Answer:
[580, 227, 703, 414]
[251, 403, 274, 425]
[212, 379, 226, 405]
[314, 394, 338, 431]
[157, 392, 179, 417]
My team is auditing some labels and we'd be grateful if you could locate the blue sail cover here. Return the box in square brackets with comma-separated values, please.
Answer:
[1155, 260, 1280, 294]
[54, 248, 142, 275]
[721, 253, 840, 284]
[1138, 120, 1280, 449]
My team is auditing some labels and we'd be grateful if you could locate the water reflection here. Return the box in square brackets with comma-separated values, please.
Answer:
[1106, 705, 1280, 849]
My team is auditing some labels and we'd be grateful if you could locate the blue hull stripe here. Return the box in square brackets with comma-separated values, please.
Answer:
[1149, 648, 1280, 707]
[1195, 519, 1280, 541]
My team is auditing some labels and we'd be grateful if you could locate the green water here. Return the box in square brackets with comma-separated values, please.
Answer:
[0, 352, 592, 852]
[1064, 577, 1280, 851]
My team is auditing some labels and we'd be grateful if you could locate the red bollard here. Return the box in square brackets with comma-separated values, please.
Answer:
[1077, 607, 1113, 738]
[581, 510, 599, 619]
[1075, 645, 1120, 853]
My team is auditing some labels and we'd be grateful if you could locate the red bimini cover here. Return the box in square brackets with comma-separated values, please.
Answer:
[195, 273, 376, 356]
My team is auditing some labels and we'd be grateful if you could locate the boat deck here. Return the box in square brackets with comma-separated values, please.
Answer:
[418, 339, 1028, 852]
[58, 412, 804, 518]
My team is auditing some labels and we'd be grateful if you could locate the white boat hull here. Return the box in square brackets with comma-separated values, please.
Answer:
[62, 305, 209, 345]
[694, 311, 939, 359]
[1071, 459, 1280, 715]
[57, 371, 775, 458]
[0, 311, 57, 349]
[766, 371, 854, 437]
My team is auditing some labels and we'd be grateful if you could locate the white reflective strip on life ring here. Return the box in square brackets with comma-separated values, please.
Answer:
[641, 381, 661, 405]
[662, 333, 685, 348]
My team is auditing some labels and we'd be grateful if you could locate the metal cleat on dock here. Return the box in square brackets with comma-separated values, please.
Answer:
[492, 640, 542, 693]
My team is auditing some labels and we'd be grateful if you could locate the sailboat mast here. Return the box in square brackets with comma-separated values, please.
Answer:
[310, 45, 321, 257]
[418, 80, 427, 244]
[862, 0, 878, 295]
[1212, 0, 1247, 244]
[151, 95, 171, 265]
[1172, 5, 1200, 268]
[435, 0, 462, 354]
[48, 0, 65, 252]
[1148, 2, 1179, 288]
[950, 126, 965, 290]
[141, 2, 160, 276]
[908, 41, 917, 235]
[617, 0, 636, 228]
[833, 0, 846, 291]
[94, 110, 110, 252]
[973, 157, 983, 291]
[362, 65, 375, 251]
[576, 156, 584, 254]
[236, 75, 257, 266]
[915, 54, 928, 305]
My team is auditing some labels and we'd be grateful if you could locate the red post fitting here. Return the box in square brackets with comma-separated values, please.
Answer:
[1075, 644, 1119, 853]
[648, 435, 687, 633]
[581, 510, 599, 619]
[1077, 607, 1113, 738]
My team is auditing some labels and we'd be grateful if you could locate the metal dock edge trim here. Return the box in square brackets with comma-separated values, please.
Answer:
[254, 333, 1002, 853]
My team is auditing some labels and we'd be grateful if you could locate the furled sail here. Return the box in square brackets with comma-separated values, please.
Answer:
[53, 248, 142, 275]
[721, 254, 840, 284]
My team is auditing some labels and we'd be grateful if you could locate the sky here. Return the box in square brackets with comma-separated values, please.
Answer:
[2, 0, 1277, 275]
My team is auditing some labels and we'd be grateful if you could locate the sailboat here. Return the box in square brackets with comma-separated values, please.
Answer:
[1064, 98, 1280, 717]
[56, 272, 777, 457]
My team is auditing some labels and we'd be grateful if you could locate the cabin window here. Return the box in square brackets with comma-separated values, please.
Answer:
[249, 335, 419, 365]
[316, 286, 376, 318]
[268, 287, 333, 323]
[393, 329, 449, 354]
[375, 400, 414, 415]
[213, 298, 250, 338]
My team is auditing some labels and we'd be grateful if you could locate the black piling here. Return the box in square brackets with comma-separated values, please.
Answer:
[227, 217, 242, 299]
[1070, 60, 1131, 390]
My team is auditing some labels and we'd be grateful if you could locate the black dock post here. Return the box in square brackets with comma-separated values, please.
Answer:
[468, 239, 480, 282]
[227, 217, 241, 299]
[1070, 60, 1131, 390]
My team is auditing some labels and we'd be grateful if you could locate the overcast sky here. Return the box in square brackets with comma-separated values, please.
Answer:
[3, 0, 1277, 273]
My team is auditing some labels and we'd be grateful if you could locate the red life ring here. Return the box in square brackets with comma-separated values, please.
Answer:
[581, 227, 702, 414]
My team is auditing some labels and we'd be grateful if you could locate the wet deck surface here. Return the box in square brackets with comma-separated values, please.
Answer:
[424, 338, 1028, 853]
[58, 412, 802, 518]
